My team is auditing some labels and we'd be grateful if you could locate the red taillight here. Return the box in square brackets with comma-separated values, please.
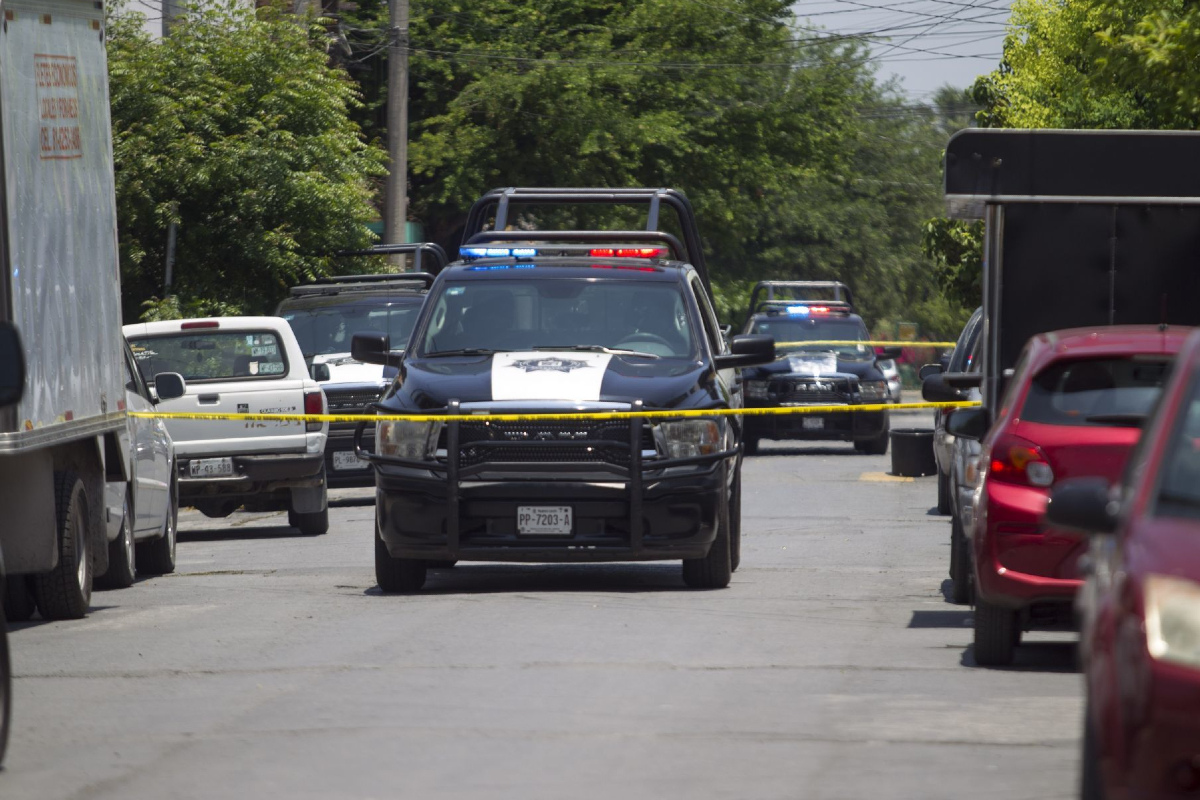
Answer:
[588, 247, 665, 258]
[304, 390, 324, 432]
[988, 432, 1055, 488]
[181, 320, 219, 330]
[809, 305, 830, 314]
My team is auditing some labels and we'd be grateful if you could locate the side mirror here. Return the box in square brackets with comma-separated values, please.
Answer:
[922, 372, 964, 403]
[918, 363, 943, 381]
[1045, 478, 1119, 536]
[875, 346, 903, 361]
[715, 335, 775, 370]
[944, 371, 983, 390]
[946, 406, 989, 441]
[0, 321, 25, 408]
[310, 363, 331, 382]
[351, 332, 403, 368]
[153, 372, 187, 402]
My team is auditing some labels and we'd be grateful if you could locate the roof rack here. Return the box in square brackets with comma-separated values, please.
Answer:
[289, 272, 437, 297]
[332, 242, 449, 274]
[461, 188, 710, 293]
[461, 230, 685, 261]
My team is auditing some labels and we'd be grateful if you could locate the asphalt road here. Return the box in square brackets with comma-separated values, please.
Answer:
[3, 413, 1082, 799]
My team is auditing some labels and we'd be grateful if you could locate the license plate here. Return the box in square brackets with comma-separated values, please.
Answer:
[332, 450, 364, 471]
[189, 457, 234, 478]
[803, 417, 824, 430]
[517, 506, 572, 536]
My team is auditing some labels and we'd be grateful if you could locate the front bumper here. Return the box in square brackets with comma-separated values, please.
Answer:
[745, 404, 887, 442]
[176, 451, 325, 498]
[1122, 659, 1200, 797]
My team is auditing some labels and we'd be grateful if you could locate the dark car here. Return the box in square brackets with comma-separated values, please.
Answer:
[276, 245, 445, 487]
[738, 282, 898, 455]
[352, 237, 774, 593]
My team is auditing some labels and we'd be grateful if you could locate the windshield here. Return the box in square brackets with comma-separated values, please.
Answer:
[280, 299, 422, 357]
[418, 279, 697, 358]
[748, 316, 871, 360]
[128, 331, 288, 383]
[1020, 356, 1170, 427]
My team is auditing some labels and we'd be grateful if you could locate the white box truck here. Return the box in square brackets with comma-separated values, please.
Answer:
[0, 0, 130, 619]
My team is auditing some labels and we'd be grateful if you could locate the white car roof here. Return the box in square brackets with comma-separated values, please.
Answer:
[123, 316, 287, 337]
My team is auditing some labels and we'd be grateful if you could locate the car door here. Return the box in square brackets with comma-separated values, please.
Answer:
[123, 346, 169, 534]
[690, 275, 736, 405]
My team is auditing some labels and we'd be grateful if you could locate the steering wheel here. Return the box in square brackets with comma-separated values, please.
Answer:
[617, 332, 673, 349]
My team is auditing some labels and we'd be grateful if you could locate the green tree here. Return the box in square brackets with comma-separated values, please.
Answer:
[108, 2, 386, 321]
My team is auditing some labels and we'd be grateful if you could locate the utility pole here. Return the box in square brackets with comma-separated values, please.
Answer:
[163, 202, 178, 296]
[383, 0, 410, 270]
[161, 0, 178, 37]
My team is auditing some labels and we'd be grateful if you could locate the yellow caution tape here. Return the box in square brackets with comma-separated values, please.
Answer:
[773, 340, 956, 348]
[129, 400, 978, 424]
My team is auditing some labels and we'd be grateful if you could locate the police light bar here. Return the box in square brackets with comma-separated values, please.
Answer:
[459, 244, 669, 261]
[459, 246, 539, 259]
[588, 247, 667, 258]
[786, 305, 832, 316]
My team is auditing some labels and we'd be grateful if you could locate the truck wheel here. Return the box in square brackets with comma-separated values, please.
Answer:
[729, 471, 742, 573]
[194, 499, 237, 518]
[428, 560, 458, 569]
[3, 576, 36, 623]
[375, 527, 426, 592]
[0, 606, 10, 767]
[743, 437, 759, 456]
[854, 429, 889, 455]
[937, 469, 952, 515]
[98, 490, 136, 590]
[34, 471, 92, 620]
[136, 478, 177, 576]
[293, 507, 329, 536]
[682, 467, 732, 589]
[1081, 701, 1105, 800]
[973, 598, 1018, 666]
[949, 514, 971, 604]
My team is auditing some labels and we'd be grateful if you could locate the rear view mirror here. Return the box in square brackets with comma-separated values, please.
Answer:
[0, 322, 25, 407]
[1045, 478, 1119, 535]
[715, 335, 775, 370]
[352, 332, 403, 368]
[310, 363, 331, 382]
[153, 372, 187, 402]
[946, 407, 989, 441]
[918, 363, 943, 381]
[875, 346, 903, 361]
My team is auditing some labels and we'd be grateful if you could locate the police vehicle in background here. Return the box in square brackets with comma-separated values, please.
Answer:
[739, 282, 899, 455]
[276, 244, 445, 487]
[352, 188, 774, 592]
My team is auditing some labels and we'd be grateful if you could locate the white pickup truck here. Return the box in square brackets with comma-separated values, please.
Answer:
[123, 317, 331, 534]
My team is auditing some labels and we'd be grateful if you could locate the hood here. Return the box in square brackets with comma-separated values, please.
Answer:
[742, 350, 885, 381]
[313, 353, 396, 386]
[382, 351, 717, 411]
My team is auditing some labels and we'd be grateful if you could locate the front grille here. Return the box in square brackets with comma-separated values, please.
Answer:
[324, 390, 384, 414]
[449, 420, 656, 468]
[770, 377, 853, 405]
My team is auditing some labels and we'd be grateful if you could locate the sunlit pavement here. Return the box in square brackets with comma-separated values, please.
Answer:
[2, 412, 1080, 800]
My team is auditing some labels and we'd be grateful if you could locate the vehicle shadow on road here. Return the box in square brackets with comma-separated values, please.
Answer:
[960, 641, 1078, 673]
[751, 445, 869, 457]
[177, 524, 308, 542]
[908, 609, 972, 628]
[365, 563, 692, 596]
[7, 605, 119, 632]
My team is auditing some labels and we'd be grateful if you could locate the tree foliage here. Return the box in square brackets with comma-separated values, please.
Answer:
[108, 2, 386, 321]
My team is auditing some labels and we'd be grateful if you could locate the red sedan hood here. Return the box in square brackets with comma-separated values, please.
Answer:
[1014, 419, 1141, 484]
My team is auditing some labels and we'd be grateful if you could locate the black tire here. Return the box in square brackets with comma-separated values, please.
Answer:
[428, 560, 458, 569]
[375, 526, 426, 592]
[136, 477, 178, 576]
[743, 436, 759, 456]
[730, 470, 742, 573]
[34, 471, 92, 620]
[294, 507, 329, 536]
[3, 575, 36, 623]
[682, 466, 732, 589]
[854, 429, 889, 455]
[0, 606, 10, 767]
[1081, 701, 1106, 800]
[937, 469, 952, 515]
[194, 499, 237, 519]
[949, 514, 971, 605]
[973, 598, 1018, 666]
[97, 490, 136, 590]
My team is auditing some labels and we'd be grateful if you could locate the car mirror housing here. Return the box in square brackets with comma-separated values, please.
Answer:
[352, 333, 402, 368]
[946, 406, 989, 441]
[1045, 478, 1119, 536]
[943, 372, 983, 390]
[153, 372, 187, 402]
[0, 321, 25, 408]
[716, 335, 775, 370]
[918, 363, 944, 381]
[310, 362, 331, 382]
[922, 372, 964, 403]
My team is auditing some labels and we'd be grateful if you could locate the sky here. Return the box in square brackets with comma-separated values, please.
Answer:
[789, 0, 1010, 98]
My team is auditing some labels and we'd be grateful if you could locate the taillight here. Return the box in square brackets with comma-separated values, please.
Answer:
[987, 432, 1054, 487]
[304, 390, 324, 432]
[181, 320, 219, 329]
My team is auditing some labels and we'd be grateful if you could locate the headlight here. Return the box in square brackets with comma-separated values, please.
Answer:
[377, 419, 441, 460]
[1145, 574, 1200, 671]
[746, 380, 769, 400]
[860, 380, 888, 402]
[657, 419, 722, 459]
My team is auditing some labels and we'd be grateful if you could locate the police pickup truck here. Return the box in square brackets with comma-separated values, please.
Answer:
[739, 282, 899, 455]
[352, 188, 774, 592]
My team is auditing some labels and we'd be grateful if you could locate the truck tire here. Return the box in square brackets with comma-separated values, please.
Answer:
[0, 605, 10, 767]
[729, 471, 742, 573]
[136, 477, 177, 576]
[973, 598, 1018, 666]
[375, 525, 426, 592]
[743, 436, 759, 456]
[854, 429, 889, 455]
[97, 491, 135, 590]
[194, 499, 237, 518]
[3, 576, 36, 623]
[1081, 701, 1105, 800]
[34, 471, 92, 620]
[949, 514, 971, 604]
[682, 467, 732, 589]
[293, 507, 329, 536]
[937, 469, 952, 515]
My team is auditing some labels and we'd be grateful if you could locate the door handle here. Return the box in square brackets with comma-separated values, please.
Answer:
[198, 394, 220, 405]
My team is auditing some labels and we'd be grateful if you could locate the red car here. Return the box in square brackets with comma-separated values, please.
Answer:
[1047, 328, 1200, 800]
[950, 326, 1185, 666]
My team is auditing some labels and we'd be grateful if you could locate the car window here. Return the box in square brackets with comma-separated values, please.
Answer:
[418, 279, 698, 359]
[950, 309, 983, 373]
[128, 331, 289, 384]
[749, 316, 871, 361]
[1019, 356, 1170, 427]
[690, 277, 723, 356]
[280, 299, 423, 358]
[1155, 375, 1200, 520]
[123, 346, 150, 401]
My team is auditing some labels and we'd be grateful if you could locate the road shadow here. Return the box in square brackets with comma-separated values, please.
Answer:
[178, 524, 308, 542]
[908, 609, 972, 629]
[363, 562, 694, 596]
[751, 444, 863, 458]
[7, 605, 120, 632]
[960, 640, 1079, 673]
[329, 495, 375, 509]
[926, 506, 948, 517]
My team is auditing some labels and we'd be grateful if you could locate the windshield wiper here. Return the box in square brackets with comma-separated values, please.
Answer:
[533, 345, 660, 359]
[422, 348, 499, 358]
